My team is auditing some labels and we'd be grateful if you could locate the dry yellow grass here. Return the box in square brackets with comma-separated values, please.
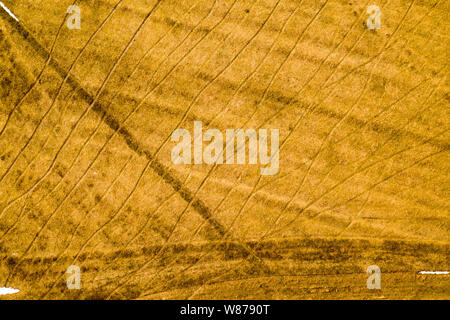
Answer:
[0, 0, 448, 299]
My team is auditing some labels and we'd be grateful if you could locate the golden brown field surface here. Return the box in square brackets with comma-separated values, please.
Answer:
[0, 0, 448, 299]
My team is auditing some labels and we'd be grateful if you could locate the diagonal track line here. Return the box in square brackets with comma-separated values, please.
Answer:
[0, 7, 233, 246]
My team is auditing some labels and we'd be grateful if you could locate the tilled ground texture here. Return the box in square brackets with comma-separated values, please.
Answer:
[0, 0, 448, 299]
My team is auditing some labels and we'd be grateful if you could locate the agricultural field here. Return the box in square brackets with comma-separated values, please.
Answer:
[0, 0, 448, 299]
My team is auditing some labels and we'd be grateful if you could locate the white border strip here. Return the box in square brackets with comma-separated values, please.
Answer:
[0, 1, 19, 22]
[419, 271, 450, 275]
[0, 287, 20, 296]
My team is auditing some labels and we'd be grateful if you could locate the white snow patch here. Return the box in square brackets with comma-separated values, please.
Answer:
[419, 271, 450, 275]
[0, 1, 19, 22]
[0, 287, 20, 296]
